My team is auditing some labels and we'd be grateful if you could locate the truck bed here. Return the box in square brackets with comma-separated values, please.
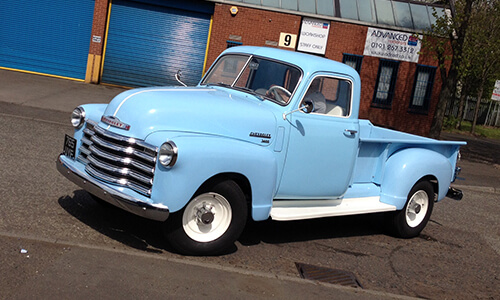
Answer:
[352, 120, 465, 185]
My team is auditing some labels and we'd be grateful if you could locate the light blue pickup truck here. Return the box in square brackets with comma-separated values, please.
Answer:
[57, 46, 465, 255]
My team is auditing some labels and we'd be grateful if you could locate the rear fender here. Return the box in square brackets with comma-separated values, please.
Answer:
[380, 148, 452, 209]
[146, 132, 277, 221]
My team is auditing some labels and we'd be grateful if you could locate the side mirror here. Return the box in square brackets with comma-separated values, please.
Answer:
[175, 70, 187, 87]
[301, 100, 314, 113]
[282, 100, 315, 120]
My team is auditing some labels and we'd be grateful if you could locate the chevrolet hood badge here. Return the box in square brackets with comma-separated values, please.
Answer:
[101, 115, 131, 130]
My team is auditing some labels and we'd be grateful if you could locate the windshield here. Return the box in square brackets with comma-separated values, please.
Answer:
[201, 54, 302, 104]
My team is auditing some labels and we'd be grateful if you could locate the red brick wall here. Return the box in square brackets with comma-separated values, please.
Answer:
[207, 4, 301, 68]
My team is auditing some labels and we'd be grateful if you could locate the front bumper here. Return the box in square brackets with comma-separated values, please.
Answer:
[57, 154, 169, 221]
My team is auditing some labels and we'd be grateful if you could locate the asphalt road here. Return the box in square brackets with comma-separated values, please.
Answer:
[1, 102, 499, 299]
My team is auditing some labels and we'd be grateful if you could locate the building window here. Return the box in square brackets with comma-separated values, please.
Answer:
[226, 41, 242, 48]
[342, 54, 363, 73]
[372, 59, 399, 109]
[409, 65, 436, 114]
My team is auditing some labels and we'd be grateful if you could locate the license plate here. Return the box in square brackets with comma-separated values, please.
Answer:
[63, 134, 77, 160]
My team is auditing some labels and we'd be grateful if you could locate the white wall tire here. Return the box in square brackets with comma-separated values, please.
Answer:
[182, 192, 232, 243]
[163, 179, 247, 255]
[392, 181, 434, 238]
[405, 190, 429, 228]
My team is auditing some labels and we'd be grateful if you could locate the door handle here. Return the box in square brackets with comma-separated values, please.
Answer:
[344, 129, 358, 135]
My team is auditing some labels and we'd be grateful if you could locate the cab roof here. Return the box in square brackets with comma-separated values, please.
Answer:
[221, 46, 360, 82]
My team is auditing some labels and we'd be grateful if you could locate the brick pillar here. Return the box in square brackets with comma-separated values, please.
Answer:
[85, 0, 110, 84]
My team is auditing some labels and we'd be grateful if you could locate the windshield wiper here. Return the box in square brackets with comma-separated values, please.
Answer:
[233, 86, 266, 100]
[208, 83, 265, 100]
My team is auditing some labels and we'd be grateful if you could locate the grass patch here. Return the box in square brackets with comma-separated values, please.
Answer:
[444, 118, 500, 139]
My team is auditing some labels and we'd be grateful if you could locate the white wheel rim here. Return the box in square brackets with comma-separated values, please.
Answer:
[182, 192, 232, 242]
[405, 190, 429, 228]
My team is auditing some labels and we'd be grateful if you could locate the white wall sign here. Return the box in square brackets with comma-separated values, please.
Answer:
[297, 18, 330, 55]
[492, 80, 500, 101]
[363, 27, 422, 63]
[279, 33, 297, 49]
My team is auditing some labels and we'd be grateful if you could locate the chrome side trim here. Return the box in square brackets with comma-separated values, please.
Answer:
[57, 154, 169, 222]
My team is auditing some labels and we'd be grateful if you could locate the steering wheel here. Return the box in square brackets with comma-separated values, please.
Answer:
[268, 85, 292, 103]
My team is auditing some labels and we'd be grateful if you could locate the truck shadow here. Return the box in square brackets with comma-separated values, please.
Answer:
[58, 190, 174, 254]
[239, 213, 389, 246]
[58, 190, 389, 255]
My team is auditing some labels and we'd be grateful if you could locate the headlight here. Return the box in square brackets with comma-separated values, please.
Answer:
[158, 141, 178, 168]
[71, 107, 85, 129]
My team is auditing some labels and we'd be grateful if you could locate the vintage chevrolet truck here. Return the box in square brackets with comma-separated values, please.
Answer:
[57, 46, 465, 255]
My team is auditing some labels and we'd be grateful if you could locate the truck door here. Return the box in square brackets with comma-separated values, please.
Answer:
[276, 75, 359, 199]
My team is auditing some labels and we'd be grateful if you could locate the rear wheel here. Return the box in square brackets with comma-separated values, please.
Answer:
[392, 181, 434, 238]
[163, 180, 247, 255]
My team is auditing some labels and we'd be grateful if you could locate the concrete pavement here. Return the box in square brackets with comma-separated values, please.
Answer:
[0, 69, 126, 113]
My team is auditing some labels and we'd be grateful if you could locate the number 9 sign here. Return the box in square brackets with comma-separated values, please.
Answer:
[279, 33, 297, 49]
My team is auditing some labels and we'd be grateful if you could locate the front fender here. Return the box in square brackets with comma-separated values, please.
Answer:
[146, 132, 277, 221]
[380, 148, 453, 209]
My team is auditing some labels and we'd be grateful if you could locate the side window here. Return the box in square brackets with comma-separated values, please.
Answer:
[409, 65, 436, 114]
[372, 59, 399, 109]
[302, 76, 351, 117]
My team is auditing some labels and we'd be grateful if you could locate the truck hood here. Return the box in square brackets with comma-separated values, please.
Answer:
[99, 86, 277, 146]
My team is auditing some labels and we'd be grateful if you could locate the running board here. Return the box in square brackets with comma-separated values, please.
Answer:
[270, 197, 397, 221]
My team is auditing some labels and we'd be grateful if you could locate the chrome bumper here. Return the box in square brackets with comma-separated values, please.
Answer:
[57, 154, 169, 221]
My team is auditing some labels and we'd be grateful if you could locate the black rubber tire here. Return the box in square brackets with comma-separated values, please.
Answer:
[163, 180, 247, 256]
[392, 181, 434, 238]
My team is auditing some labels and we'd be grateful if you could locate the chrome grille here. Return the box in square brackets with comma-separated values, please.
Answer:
[77, 120, 157, 196]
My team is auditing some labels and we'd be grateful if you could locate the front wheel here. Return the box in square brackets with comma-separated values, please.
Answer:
[392, 181, 434, 238]
[163, 180, 247, 255]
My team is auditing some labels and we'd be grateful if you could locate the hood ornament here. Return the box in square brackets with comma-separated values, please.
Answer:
[101, 115, 130, 130]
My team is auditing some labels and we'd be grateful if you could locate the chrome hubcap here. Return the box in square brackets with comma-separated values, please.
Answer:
[196, 203, 215, 225]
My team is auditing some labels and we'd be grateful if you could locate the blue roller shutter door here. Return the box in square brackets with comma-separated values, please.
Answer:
[0, 0, 94, 80]
[102, 0, 211, 87]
